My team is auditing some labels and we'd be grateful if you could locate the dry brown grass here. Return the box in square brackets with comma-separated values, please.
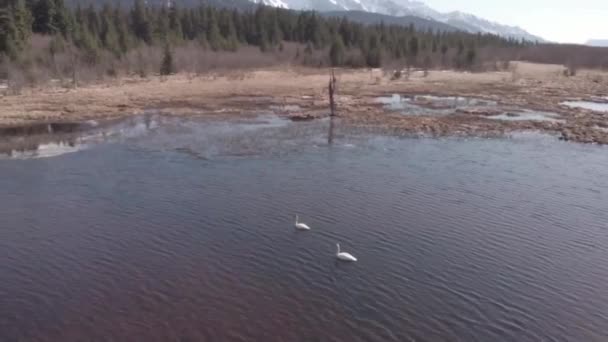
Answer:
[2, 61, 608, 144]
[1, 35, 310, 94]
[1, 61, 607, 127]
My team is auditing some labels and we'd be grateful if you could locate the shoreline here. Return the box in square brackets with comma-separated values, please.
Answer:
[1, 62, 608, 144]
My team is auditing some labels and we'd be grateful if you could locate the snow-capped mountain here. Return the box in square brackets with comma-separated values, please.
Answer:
[251, 0, 421, 13]
[441, 11, 542, 41]
[250, 0, 289, 8]
[249, 0, 544, 42]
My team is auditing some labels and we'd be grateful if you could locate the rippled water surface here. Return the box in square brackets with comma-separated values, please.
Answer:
[2, 116, 608, 341]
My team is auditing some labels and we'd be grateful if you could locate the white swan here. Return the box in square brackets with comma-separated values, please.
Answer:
[294, 214, 311, 230]
[336, 243, 357, 262]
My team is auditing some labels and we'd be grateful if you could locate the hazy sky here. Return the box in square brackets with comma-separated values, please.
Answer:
[423, 0, 608, 43]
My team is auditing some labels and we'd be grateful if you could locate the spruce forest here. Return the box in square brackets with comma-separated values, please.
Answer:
[0, 0, 594, 90]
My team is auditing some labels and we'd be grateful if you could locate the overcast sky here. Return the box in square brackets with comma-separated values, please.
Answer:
[424, 0, 608, 43]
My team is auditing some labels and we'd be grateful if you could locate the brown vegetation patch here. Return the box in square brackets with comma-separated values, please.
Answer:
[1, 62, 608, 145]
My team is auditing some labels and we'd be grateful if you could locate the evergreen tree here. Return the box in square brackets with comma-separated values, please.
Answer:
[100, 5, 119, 56]
[168, 3, 182, 41]
[85, 5, 100, 36]
[338, 17, 352, 47]
[366, 47, 381, 68]
[206, 8, 222, 51]
[0, 7, 18, 58]
[306, 13, 323, 49]
[329, 34, 345, 67]
[365, 33, 382, 68]
[258, 27, 270, 52]
[0, 0, 525, 76]
[408, 36, 419, 58]
[32, 0, 57, 34]
[73, 18, 99, 64]
[440, 43, 448, 66]
[231, 9, 245, 43]
[113, 8, 131, 52]
[466, 47, 476, 69]
[13, 0, 33, 47]
[268, 12, 282, 45]
[180, 10, 194, 40]
[455, 40, 466, 68]
[131, 0, 152, 44]
[224, 18, 238, 51]
[155, 6, 170, 42]
[160, 43, 175, 75]
[53, 0, 71, 36]
[396, 35, 408, 59]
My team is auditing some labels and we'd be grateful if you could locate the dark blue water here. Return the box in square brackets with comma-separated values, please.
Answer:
[1, 117, 608, 341]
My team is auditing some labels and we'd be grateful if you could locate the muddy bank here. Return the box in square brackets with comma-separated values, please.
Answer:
[1, 62, 608, 145]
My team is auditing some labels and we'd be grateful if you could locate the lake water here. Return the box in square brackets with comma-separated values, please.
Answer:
[2, 116, 608, 341]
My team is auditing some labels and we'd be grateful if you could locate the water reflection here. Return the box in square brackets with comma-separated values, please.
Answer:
[377, 94, 568, 124]
[413, 94, 497, 107]
[487, 109, 564, 123]
[4, 140, 87, 159]
[134, 114, 333, 159]
[0, 115, 161, 159]
[0, 122, 83, 136]
[377, 94, 497, 116]
[0, 108, 574, 162]
[0, 114, 332, 160]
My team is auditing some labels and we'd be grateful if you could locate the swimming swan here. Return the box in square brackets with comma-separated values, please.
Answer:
[295, 215, 311, 230]
[336, 243, 357, 262]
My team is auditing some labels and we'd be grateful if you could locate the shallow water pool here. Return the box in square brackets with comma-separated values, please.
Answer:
[562, 100, 608, 112]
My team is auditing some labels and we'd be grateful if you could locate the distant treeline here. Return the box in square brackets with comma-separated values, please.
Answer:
[0, 0, 523, 67]
[0, 0, 606, 90]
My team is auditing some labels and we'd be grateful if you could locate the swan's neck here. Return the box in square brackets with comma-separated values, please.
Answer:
[336, 244, 340, 253]
[295, 215, 299, 224]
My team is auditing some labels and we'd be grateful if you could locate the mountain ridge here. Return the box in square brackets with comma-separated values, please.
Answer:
[250, 0, 543, 41]
[321, 10, 457, 33]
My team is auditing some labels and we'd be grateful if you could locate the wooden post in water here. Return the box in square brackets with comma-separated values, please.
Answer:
[328, 69, 337, 144]
[329, 69, 337, 117]
[328, 115, 336, 145]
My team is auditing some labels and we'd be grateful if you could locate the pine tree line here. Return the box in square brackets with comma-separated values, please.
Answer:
[0, 0, 525, 70]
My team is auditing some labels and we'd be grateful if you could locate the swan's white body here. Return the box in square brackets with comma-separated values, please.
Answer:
[336, 243, 357, 262]
[294, 215, 310, 230]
